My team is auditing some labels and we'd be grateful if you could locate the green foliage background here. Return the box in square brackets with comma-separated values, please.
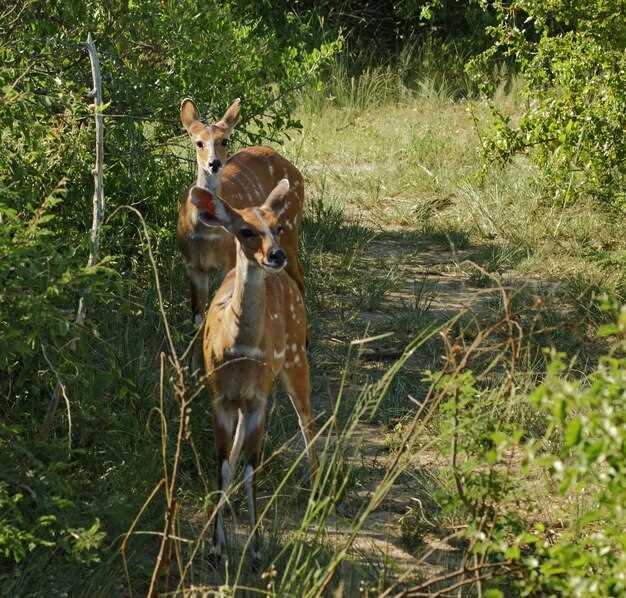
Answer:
[1, 0, 625, 594]
[471, 0, 626, 209]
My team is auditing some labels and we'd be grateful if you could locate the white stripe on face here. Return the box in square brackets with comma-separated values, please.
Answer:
[252, 208, 274, 240]
[205, 126, 217, 170]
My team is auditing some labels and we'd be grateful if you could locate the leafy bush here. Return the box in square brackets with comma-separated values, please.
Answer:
[471, 0, 626, 209]
[0, 1, 338, 407]
[510, 304, 626, 595]
[429, 302, 626, 595]
[235, 0, 492, 54]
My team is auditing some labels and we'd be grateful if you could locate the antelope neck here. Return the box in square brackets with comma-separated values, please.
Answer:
[228, 241, 266, 348]
[196, 168, 220, 192]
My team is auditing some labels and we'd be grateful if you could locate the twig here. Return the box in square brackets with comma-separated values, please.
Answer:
[147, 357, 186, 598]
[39, 346, 72, 453]
[474, 552, 483, 598]
[400, 560, 516, 596]
[112, 203, 184, 597]
[406, 566, 521, 597]
[120, 478, 165, 598]
[0, 0, 33, 36]
[111, 205, 179, 363]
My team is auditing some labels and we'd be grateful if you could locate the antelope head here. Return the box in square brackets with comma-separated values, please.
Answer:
[189, 178, 291, 273]
[180, 97, 241, 192]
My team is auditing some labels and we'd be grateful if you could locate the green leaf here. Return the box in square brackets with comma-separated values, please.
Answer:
[565, 418, 582, 447]
[597, 324, 618, 337]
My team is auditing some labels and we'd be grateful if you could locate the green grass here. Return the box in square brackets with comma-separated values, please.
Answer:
[284, 69, 625, 329]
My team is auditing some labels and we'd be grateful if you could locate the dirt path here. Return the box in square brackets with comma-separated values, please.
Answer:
[303, 223, 510, 592]
[301, 205, 566, 592]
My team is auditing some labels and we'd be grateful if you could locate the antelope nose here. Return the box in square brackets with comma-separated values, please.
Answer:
[209, 158, 222, 173]
[268, 247, 286, 265]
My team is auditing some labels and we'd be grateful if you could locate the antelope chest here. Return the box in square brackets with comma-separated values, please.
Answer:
[206, 344, 280, 402]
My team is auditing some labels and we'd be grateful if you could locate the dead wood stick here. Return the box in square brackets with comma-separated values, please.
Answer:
[39, 32, 104, 441]
[75, 31, 105, 330]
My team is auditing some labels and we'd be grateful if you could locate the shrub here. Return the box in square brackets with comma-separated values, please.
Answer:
[0, 0, 338, 422]
[471, 0, 626, 209]
[430, 302, 626, 595]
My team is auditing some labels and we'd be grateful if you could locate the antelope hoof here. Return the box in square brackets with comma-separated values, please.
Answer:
[209, 542, 224, 564]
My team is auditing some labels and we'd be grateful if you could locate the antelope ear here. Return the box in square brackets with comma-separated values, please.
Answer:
[189, 186, 233, 231]
[263, 178, 290, 217]
[217, 98, 241, 136]
[180, 98, 200, 132]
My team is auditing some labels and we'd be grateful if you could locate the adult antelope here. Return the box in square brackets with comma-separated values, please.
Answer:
[176, 98, 306, 335]
[185, 180, 316, 558]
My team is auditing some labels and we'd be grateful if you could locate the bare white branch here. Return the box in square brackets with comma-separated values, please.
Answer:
[39, 33, 105, 441]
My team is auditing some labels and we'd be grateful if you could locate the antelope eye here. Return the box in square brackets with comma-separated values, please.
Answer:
[240, 228, 255, 239]
[276, 225, 285, 236]
[220, 139, 229, 147]
[195, 140, 204, 149]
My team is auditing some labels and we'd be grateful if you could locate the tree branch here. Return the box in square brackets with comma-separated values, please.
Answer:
[75, 31, 105, 330]
[38, 32, 105, 441]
